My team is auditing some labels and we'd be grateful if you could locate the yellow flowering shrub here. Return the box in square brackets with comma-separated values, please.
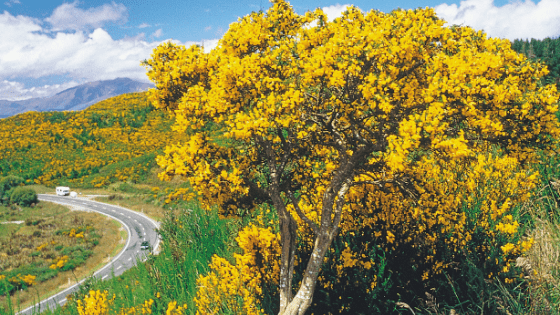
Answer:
[118, 299, 155, 315]
[165, 301, 187, 315]
[144, 0, 560, 313]
[195, 225, 280, 314]
[49, 255, 70, 270]
[76, 290, 115, 315]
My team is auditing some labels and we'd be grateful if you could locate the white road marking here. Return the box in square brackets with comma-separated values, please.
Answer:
[102, 275, 108, 280]
[116, 265, 122, 270]
[59, 298, 67, 304]
[128, 257, 132, 261]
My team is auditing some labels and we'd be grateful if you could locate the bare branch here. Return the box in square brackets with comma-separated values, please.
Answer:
[396, 59, 425, 81]
[330, 179, 351, 239]
[288, 191, 319, 235]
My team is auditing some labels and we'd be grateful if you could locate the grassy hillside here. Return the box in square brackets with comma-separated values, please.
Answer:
[0, 92, 186, 188]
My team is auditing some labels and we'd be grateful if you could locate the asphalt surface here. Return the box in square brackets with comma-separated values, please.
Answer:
[15, 194, 160, 315]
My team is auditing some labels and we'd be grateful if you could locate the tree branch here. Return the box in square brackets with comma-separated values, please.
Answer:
[288, 190, 319, 235]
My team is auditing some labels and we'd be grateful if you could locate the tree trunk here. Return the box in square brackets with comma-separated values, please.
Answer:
[280, 232, 334, 315]
[277, 203, 298, 314]
[277, 177, 352, 315]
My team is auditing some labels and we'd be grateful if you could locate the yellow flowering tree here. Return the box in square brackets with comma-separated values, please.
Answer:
[144, 0, 560, 314]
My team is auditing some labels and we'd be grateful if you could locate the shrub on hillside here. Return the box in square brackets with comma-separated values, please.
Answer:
[0, 175, 24, 204]
[10, 187, 37, 206]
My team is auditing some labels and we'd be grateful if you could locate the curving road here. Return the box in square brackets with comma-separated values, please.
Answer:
[16, 194, 160, 315]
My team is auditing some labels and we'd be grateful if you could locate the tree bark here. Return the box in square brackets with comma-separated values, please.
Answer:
[275, 194, 298, 314]
[261, 137, 300, 314]
[281, 231, 333, 315]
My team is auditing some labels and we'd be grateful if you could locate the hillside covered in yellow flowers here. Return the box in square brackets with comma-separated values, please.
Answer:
[0, 92, 186, 188]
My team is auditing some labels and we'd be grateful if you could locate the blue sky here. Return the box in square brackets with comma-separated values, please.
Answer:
[1, 0, 559, 102]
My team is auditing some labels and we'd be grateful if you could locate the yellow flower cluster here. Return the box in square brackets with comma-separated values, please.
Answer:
[7, 274, 36, 286]
[118, 299, 154, 315]
[339, 152, 538, 280]
[76, 290, 115, 315]
[165, 301, 187, 315]
[195, 225, 280, 314]
[49, 255, 69, 270]
[36, 242, 49, 251]
[68, 228, 84, 238]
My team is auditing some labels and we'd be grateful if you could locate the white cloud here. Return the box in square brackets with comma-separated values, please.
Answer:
[0, 8, 222, 100]
[201, 39, 220, 53]
[138, 22, 150, 28]
[322, 4, 352, 21]
[435, 0, 560, 40]
[0, 80, 79, 101]
[0, 2, 223, 100]
[0, 10, 159, 84]
[152, 28, 163, 38]
[45, 1, 127, 31]
[4, 0, 20, 7]
[204, 25, 212, 31]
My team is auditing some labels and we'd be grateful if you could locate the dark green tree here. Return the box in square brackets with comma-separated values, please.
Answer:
[9, 187, 37, 207]
[512, 37, 560, 85]
[0, 175, 24, 204]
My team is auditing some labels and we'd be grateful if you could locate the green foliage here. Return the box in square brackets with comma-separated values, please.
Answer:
[9, 187, 37, 206]
[0, 176, 24, 204]
[512, 37, 560, 85]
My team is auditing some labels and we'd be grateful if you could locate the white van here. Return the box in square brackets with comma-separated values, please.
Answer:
[56, 186, 70, 196]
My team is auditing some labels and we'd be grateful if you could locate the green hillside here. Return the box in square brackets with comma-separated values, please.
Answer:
[0, 92, 186, 188]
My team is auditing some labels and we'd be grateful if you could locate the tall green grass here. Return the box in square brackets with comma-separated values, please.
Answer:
[33, 201, 238, 315]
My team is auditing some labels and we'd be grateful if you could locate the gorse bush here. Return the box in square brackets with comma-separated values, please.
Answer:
[9, 187, 37, 206]
[143, 0, 560, 314]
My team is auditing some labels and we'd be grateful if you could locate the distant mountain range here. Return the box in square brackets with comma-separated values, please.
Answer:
[0, 78, 153, 119]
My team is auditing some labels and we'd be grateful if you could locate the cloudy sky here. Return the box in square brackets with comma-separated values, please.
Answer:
[1, 0, 559, 101]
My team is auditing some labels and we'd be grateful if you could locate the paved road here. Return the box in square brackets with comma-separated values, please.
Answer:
[16, 194, 160, 315]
